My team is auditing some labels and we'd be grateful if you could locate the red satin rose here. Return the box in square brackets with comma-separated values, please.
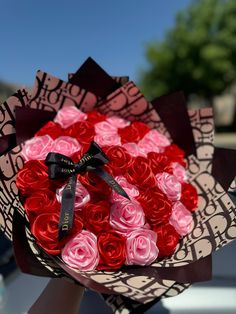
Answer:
[181, 183, 198, 212]
[31, 212, 83, 255]
[161, 164, 174, 175]
[118, 121, 150, 144]
[16, 160, 52, 196]
[97, 230, 126, 270]
[34, 121, 63, 139]
[125, 156, 156, 188]
[87, 111, 106, 124]
[148, 152, 171, 174]
[103, 145, 133, 176]
[77, 172, 112, 199]
[164, 144, 186, 166]
[24, 190, 60, 222]
[154, 223, 180, 257]
[138, 187, 172, 226]
[83, 200, 110, 234]
[65, 121, 95, 148]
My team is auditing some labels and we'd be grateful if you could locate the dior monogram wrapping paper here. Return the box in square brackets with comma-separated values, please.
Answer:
[0, 58, 236, 314]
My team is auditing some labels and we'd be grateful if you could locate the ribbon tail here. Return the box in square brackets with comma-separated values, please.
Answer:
[92, 167, 130, 200]
[58, 174, 77, 241]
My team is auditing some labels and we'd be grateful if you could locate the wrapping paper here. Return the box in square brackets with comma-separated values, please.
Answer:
[0, 57, 236, 313]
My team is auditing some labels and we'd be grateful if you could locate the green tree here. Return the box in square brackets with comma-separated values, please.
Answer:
[139, 0, 236, 102]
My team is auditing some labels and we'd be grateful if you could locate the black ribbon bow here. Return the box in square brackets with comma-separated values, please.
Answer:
[45, 141, 129, 240]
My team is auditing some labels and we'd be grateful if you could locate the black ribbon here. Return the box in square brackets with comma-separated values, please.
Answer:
[45, 141, 129, 240]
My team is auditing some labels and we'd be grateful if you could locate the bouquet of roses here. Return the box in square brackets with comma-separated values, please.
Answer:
[17, 104, 198, 271]
[0, 57, 236, 313]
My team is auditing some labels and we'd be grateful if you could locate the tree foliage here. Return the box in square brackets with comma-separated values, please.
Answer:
[139, 0, 236, 101]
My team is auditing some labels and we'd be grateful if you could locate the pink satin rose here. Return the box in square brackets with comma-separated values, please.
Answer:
[138, 130, 170, 154]
[169, 201, 193, 236]
[110, 199, 145, 233]
[171, 162, 188, 183]
[94, 133, 121, 147]
[54, 106, 87, 128]
[122, 142, 146, 157]
[52, 136, 81, 157]
[110, 176, 139, 203]
[61, 230, 99, 271]
[106, 116, 130, 128]
[95, 121, 118, 135]
[156, 172, 181, 201]
[125, 229, 159, 265]
[56, 181, 90, 210]
[22, 135, 54, 161]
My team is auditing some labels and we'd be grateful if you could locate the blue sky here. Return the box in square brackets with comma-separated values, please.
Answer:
[0, 0, 192, 85]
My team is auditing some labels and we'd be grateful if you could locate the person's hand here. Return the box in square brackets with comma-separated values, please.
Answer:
[28, 278, 84, 314]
